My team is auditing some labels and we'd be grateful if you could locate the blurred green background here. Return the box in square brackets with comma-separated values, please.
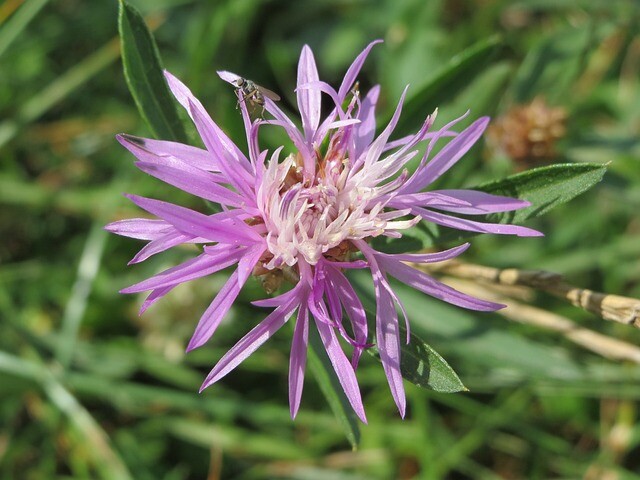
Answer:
[2, 0, 640, 478]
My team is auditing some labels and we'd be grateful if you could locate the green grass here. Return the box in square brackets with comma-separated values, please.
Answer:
[1, 0, 640, 478]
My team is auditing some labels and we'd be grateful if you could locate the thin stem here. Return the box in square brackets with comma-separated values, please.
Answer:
[418, 260, 640, 328]
[442, 277, 640, 365]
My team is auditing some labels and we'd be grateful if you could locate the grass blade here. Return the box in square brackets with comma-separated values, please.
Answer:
[0, 36, 121, 148]
[56, 222, 108, 369]
[388, 35, 502, 135]
[0, 0, 50, 59]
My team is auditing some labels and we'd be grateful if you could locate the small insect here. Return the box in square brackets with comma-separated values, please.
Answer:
[233, 77, 280, 115]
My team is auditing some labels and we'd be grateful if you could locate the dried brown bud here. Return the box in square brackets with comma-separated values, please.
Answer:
[487, 98, 567, 169]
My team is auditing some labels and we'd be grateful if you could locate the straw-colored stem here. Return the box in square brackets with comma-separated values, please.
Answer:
[443, 278, 640, 364]
[418, 261, 640, 328]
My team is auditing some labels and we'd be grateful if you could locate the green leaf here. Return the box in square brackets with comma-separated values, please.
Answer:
[374, 163, 607, 251]
[118, 0, 188, 142]
[369, 323, 467, 393]
[308, 326, 360, 449]
[388, 35, 502, 136]
[476, 162, 607, 223]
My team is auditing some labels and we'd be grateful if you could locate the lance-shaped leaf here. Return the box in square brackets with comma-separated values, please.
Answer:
[476, 163, 607, 223]
[374, 163, 607, 252]
[365, 313, 466, 393]
[118, 0, 188, 142]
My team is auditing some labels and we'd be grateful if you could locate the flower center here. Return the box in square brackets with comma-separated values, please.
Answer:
[262, 151, 352, 267]
[298, 184, 338, 233]
[257, 127, 405, 272]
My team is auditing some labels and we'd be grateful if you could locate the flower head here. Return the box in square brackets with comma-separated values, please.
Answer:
[107, 41, 541, 422]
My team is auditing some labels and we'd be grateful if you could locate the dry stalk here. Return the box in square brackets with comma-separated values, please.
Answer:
[418, 261, 640, 328]
[442, 278, 640, 364]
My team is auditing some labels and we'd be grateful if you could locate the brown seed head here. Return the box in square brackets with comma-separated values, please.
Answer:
[487, 97, 567, 169]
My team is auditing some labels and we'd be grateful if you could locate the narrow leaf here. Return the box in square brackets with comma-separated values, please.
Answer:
[366, 315, 466, 393]
[375, 163, 607, 251]
[118, 0, 188, 142]
[476, 162, 607, 223]
[308, 326, 360, 449]
[397, 326, 466, 392]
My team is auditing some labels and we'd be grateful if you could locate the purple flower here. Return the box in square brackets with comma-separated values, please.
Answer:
[107, 40, 541, 422]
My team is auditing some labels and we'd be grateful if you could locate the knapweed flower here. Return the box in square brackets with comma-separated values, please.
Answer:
[107, 40, 541, 422]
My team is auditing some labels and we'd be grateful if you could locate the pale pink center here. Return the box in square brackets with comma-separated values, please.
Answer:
[257, 128, 417, 269]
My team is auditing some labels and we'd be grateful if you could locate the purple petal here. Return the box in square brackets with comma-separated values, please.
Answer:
[309, 295, 360, 351]
[262, 98, 315, 176]
[382, 130, 457, 153]
[252, 284, 305, 308]
[377, 243, 470, 264]
[135, 159, 247, 208]
[357, 113, 436, 187]
[139, 285, 174, 315]
[125, 195, 261, 245]
[377, 254, 505, 311]
[411, 116, 489, 189]
[324, 265, 368, 369]
[326, 119, 360, 129]
[374, 278, 405, 418]
[389, 191, 472, 210]
[400, 112, 471, 194]
[323, 275, 342, 324]
[390, 112, 437, 158]
[117, 134, 223, 182]
[121, 249, 243, 294]
[236, 243, 266, 286]
[424, 189, 531, 214]
[383, 277, 411, 343]
[200, 291, 302, 390]
[353, 85, 380, 159]
[186, 99, 256, 202]
[413, 206, 544, 237]
[338, 40, 383, 101]
[105, 218, 170, 240]
[187, 269, 245, 351]
[129, 231, 195, 265]
[289, 296, 310, 419]
[297, 45, 321, 139]
[312, 309, 367, 423]
[243, 113, 262, 171]
[217, 70, 241, 84]
[298, 80, 342, 117]
[123, 148, 225, 190]
[117, 134, 219, 171]
[354, 241, 405, 417]
[353, 86, 409, 173]
[311, 263, 327, 304]
[163, 70, 253, 175]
